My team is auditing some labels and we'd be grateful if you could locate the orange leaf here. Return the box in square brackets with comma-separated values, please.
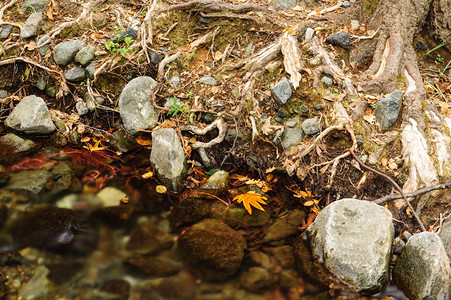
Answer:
[136, 136, 151, 146]
[233, 191, 267, 215]
[300, 213, 317, 229]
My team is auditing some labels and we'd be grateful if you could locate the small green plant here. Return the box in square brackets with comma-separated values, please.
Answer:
[104, 27, 134, 57]
[167, 96, 188, 117]
[436, 54, 444, 63]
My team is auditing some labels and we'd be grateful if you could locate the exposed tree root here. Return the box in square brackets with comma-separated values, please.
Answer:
[139, 0, 159, 63]
[181, 118, 227, 149]
[37, 0, 105, 49]
[0, 0, 20, 22]
[158, 0, 269, 14]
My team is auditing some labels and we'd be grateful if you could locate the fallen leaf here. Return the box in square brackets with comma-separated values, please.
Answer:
[24, 41, 36, 51]
[266, 166, 275, 173]
[83, 138, 108, 152]
[156, 185, 167, 193]
[381, 157, 388, 167]
[214, 50, 222, 61]
[142, 170, 154, 179]
[233, 191, 267, 215]
[300, 213, 317, 229]
[136, 136, 151, 146]
[388, 159, 398, 170]
[363, 108, 376, 124]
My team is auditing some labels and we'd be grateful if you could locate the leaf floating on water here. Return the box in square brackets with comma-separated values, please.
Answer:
[156, 185, 167, 194]
[233, 191, 267, 215]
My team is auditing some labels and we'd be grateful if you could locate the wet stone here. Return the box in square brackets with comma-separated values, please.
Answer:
[271, 77, 292, 105]
[0, 201, 7, 226]
[99, 279, 130, 300]
[393, 232, 450, 300]
[35, 76, 47, 90]
[248, 251, 271, 268]
[225, 207, 271, 227]
[148, 271, 196, 300]
[302, 118, 319, 135]
[241, 267, 272, 291]
[45, 85, 58, 98]
[46, 261, 83, 285]
[20, 12, 43, 39]
[65, 67, 86, 83]
[200, 170, 229, 194]
[177, 219, 247, 281]
[270, 245, 295, 268]
[0, 134, 38, 162]
[6, 170, 51, 194]
[200, 76, 218, 85]
[109, 129, 139, 153]
[4, 95, 56, 134]
[74, 45, 95, 66]
[124, 256, 181, 277]
[263, 209, 305, 242]
[126, 222, 173, 254]
[18, 265, 49, 299]
[416, 40, 428, 51]
[300, 104, 309, 113]
[54, 40, 86, 66]
[95, 205, 134, 228]
[96, 187, 127, 207]
[326, 32, 351, 49]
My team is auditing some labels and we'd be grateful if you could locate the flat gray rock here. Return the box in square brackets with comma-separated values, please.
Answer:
[296, 199, 394, 294]
[4, 95, 56, 134]
[199, 76, 218, 85]
[54, 40, 86, 66]
[65, 67, 86, 83]
[20, 12, 43, 39]
[118, 76, 158, 135]
[271, 77, 292, 105]
[0, 25, 13, 40]
[281, 127, 304, 149]
[150, 128, 186, 192]
[326, 32, 351, 49]
[393, 232, 450, 300]
[273, 0, 297, 10]
[375, 90, 403, 131]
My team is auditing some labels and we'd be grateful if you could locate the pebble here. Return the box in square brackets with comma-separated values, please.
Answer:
[170, 76, 180, 86]
[326, 32, 351, 49]
[416, 41, 428, 51]
[0, 25, 13, 40]
[149, 51, 165, 65]
[321, 76, 334, 87]
[54, 40, 86, 66]
[75, 100, 89, 116]
[199, 76, 218, 85]
[271, 77, 292, 105]
[199, 16, 212, 24]
[64, 67, 86, 83]
[300, 104, 309, 113]
[302, 118, 320, 135]
[314, 104, 323, 110]
[304, 28, 315, 43]
[35, 76, 47, 90]
[85, 61, 97, 78]
[342, 1, 351, 7]
[0, 89, 7, 98]
[351, 20, 360, 31]
[285, 118, 299, 128]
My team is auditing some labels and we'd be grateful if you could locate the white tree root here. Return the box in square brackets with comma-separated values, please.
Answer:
[139, 0, 158, 63]
[37, 0, 105, 49]
[0, 0, 20, 22]
[181, 118, 227, 149]
[158, 0, 269, 14]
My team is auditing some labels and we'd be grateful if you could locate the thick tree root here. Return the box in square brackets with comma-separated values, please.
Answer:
[181, 118, 227, 149]
[158, 0, 269, 14]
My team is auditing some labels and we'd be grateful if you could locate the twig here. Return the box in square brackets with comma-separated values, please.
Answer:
[349, 149, 427, 231]
[350, 28, 380, 44]
[373, 182, 451, 204]
[307, 1, 343, 17]
[180, 118, 227, 149]
[157, 51, 183, 80]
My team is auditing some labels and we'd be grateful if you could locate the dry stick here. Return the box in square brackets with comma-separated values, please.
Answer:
[373, 182, 451, 205]
[349, 149, 427, 231]
[157, 51, 183, 80]
[199, 11, 260, 23]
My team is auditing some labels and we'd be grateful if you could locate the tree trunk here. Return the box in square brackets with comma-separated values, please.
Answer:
[359, 0, 451, 193]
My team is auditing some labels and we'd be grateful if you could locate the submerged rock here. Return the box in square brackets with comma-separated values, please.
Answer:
[150, 128, 186, 192]
[241, 267, 272, 291]
[393, 232, 450, 300]
[6, 170, 51, 194]
[0, 134, 38, 162]
[124, 256, 181, 277]
[4, 95, 56, 134]
[295, 199, 393, 294]
[271, 77, 292, 105]
[99, 279, 130, 300]
[375, 90, 403, 131]
[118, 76, 159, 135]
[225, 207, 270, 227]
[263, 209, 305, 242]
[125, 221, 173, 254]
[146, 271, 196, 299]
[177, 219, 247, 281]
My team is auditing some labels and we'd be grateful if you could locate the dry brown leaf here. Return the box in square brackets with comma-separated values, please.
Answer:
[381, 157, 388, 167]
[24, 41, 36, 51]
[214, 51, 222, 61]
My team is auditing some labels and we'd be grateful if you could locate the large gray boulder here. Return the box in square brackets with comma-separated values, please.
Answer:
[296, 199, 394, 294]
[4, 95, 55, 134]
[393, 232, 450, 300]
[150, 128, 186, 192]
[118, 76, 159, 135]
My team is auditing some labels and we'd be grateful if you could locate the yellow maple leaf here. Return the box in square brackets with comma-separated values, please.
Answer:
[233, 191, 267, 215]
[83, 138, 108, 152]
